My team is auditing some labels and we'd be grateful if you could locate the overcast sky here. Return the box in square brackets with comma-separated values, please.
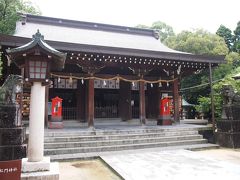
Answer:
[30, 0, 239, 33]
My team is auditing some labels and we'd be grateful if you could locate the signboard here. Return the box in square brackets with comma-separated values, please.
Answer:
[94, 80, 120, 89]
[53, 78, 77, 89]
[0, 159, 21, 180]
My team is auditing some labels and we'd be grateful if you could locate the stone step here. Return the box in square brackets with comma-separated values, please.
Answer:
[44, 135, 203, 149]
[44, 130, 199, 143]
[44, 127, 205, 137]
[44, 139, 207, 155]
[49, 143, 219, 161]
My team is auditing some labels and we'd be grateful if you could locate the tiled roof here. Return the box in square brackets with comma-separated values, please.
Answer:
[15, 14, 186, 54]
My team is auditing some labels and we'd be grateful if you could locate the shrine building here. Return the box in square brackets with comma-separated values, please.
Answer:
[0, 14, 224, 127]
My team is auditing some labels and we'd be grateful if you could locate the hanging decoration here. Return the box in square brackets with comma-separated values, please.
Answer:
[50, 73, 176, 87]
[103, 80, 107, 86]
[69, 74, 73, 84]
[177, 65, 181, 75]
[159, 82, 162, 87]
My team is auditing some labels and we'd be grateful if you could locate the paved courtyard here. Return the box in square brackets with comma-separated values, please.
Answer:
[101, 149, 240, 180]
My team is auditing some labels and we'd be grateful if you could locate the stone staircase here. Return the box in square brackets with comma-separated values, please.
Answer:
[44, 126, 219, 161]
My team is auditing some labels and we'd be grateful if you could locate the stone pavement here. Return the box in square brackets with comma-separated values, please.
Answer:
[101, 149, 240, 180]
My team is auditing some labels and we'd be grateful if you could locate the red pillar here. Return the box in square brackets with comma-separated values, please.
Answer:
[139, 81, 146, 124]
[87, 79, 94, 127]
[173, 79, 180, 123]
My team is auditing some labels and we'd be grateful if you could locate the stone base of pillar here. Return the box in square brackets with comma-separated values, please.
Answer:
[22, 157, 50, 172]
[21, 161, 59, 180]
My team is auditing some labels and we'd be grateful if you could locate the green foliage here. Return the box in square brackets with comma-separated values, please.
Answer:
[135, 21, 175, 42]
[151, 21, 175, 42]
[0, 0, 40, 35]
[216, 25, 233, 51]
[181, 70, 210, 104]
[212, 67, 240, 119]
[216, 21, 240, 53]
[195, 96, 211, 114]
[0, 0, 40, 78]
[164, 29, 228, 55]
[233, 21, 240, 53]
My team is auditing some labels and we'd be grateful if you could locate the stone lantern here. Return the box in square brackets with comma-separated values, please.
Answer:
[7, 30, 66, 174]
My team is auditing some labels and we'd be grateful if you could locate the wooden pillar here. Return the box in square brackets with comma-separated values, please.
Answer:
[173, 79, 180, 123]
[76, 80, 86, 122]
[119, 81, 132, 121]
[87, 78, 94, 127]
[139, 81, 146, 124]
[209, 63, 215, 131]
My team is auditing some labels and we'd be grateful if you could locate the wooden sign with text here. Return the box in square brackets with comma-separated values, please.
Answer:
[0, 159, 21, 180]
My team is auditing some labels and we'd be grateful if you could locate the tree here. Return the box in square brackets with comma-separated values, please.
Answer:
[151, 21, 175, 42]
[216, 25, 233, 51]
[164, 29, 228, 55]
[135, 21, 175, 42]
[0, 0, 40, 35]
[0, 0, 40, 77]
[216, 22, 240, 53]
[233, 21, 240, 53]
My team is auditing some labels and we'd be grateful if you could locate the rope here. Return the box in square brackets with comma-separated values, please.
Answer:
[180, 79, 223, 91]
[50, 73, 178, 84]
